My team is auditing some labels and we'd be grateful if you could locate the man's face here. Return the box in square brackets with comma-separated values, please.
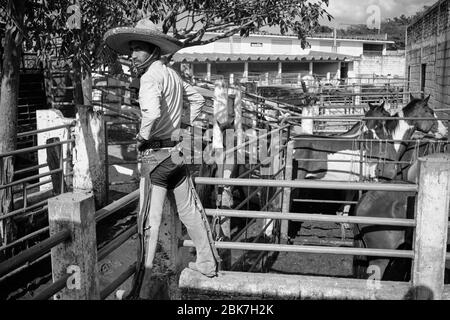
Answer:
[129, 41, 152, 65]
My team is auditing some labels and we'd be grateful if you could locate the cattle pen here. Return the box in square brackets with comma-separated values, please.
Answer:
[0, 78, 449, 300]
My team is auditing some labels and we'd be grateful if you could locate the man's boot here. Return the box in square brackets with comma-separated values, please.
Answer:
[173, 178, 217, 277]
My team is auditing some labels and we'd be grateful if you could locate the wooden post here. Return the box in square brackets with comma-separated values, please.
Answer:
[280, 140, 294, 243]
[234, 88, 244, 165]
[213, 80, 231, 268]
[412, 153, 450, 300]
[206, 63, 211, 81]
[72, 105, 106, 208]
[48, 192, 99, 300]
[243, 62, 249, 82]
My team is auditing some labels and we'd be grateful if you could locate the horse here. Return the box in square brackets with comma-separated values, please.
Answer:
[352, 95, 449, 281]
[287, 102, 397, 240]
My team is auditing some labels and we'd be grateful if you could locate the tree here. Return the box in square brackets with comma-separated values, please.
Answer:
[0, 0, 331, 246]
[0, 0, 25, 251]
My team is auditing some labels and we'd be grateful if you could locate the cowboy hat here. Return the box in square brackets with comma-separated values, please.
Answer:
[103, 18, 183, 56]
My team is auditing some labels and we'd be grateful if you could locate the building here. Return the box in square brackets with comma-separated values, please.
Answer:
[173, 31, 404, 84]
[406, 0, 450, 112]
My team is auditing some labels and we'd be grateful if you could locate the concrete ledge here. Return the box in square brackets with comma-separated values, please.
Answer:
[179, 268, 438, 300]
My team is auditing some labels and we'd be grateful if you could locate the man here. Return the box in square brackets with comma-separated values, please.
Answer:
[104, 18, 219, 299]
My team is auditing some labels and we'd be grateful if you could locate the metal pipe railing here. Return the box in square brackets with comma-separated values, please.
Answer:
[0, 226, 49, 253]
[183, 240, 414, 259]
[95, 189, 139, 223]
[0, 199, 48, 221]
[17, 122, 75, 138]
[195, 177, 418, 192]
[204, 209, 415, 227]
[0, 139, 74, 158]
[0, 229, 71, 279]
[97, 226, 138, 261]
[100, 263, 137, 300]
[31, 273, 71, 300]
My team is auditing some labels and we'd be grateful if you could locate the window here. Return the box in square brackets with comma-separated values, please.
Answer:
[407, 66, 411, 92]
[363, 43, 383, 55]
[421, 64, 426, 98]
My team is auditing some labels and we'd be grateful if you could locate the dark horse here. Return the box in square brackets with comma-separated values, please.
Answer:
[353, 94, 449, 281]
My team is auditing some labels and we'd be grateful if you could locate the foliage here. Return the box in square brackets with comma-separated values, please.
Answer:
[1, 0, 331, 71]
[320, 5, 432, 50]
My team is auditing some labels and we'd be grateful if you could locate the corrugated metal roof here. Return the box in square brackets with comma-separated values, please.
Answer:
[173, 51, 356, 62]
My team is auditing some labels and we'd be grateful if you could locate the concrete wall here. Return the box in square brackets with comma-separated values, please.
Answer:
[406, 0, 450, 112]
[354, 53, 406, 77]
[178, 33, 390, 57]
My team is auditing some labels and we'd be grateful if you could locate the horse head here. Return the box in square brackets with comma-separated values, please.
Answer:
[403, 94, 448, 138]
[363, 101, 391, 140]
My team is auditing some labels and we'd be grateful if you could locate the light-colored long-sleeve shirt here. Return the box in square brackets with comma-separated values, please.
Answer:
[138, 60, 205, 141]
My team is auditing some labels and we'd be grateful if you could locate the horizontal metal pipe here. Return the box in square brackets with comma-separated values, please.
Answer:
[0, 199, 49, 222]
[0, 168, 63, 191]
[109, 181, 139, 186]
[107, 140, 136, 146]
[106, 121, 139, 126]
[100, 262, 137, 300]
[17, 123, 75, 138]
[286, 116, 450, 121]
[0, 226, 50, 252]
[109, 160, 139, 165]
[293, 137, 449, 143]
[0, 140, 74, 158]
[183, 240, 414, 258]
[223, 125, 290, 157]
[95, 190, 139, 222]
[0, 252, 51, 283]
[14, 163, 48, 176]
[195, 177, 418, 192]
[0, 230, 71, 278]
[32, 273, 71, 300]
[97, 226, 138, 261]
[204, 209, 415, 227]
[293, 198, 359, 205]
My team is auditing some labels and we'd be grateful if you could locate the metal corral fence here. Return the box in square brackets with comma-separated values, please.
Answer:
[183, 149, 450, 300]
[1, 77, 449, 300]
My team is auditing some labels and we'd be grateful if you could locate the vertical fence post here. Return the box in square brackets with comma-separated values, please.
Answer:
[280, 140, 294, 243]
[48, 192, 99, 300]
[412, 153, 450, 300]
[213, 80, 231, 269]
[72, 105, 106, 208]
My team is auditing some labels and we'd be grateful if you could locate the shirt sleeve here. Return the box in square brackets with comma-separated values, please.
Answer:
[138, 75, 162, 140]
[183, 81, 205, 125]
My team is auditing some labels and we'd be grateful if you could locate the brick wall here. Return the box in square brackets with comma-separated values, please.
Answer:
[406, 0, 450, 116]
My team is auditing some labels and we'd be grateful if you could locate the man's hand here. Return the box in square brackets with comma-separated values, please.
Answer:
[136, 133, 148, 152]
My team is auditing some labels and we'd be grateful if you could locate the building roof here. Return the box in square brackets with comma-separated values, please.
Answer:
[173, 51, 356, 63]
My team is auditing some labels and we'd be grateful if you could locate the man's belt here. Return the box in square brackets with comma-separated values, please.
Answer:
[146, 139, 177, 149]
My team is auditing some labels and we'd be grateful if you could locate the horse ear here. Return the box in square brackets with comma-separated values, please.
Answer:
[379, 100, 386, 109]
[410, 93, 415, 101]
[424, 94, 431, 104]
[368, 102, 375, 109]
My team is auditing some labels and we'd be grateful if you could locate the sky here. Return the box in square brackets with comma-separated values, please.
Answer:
[321, 0, 437, 27]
